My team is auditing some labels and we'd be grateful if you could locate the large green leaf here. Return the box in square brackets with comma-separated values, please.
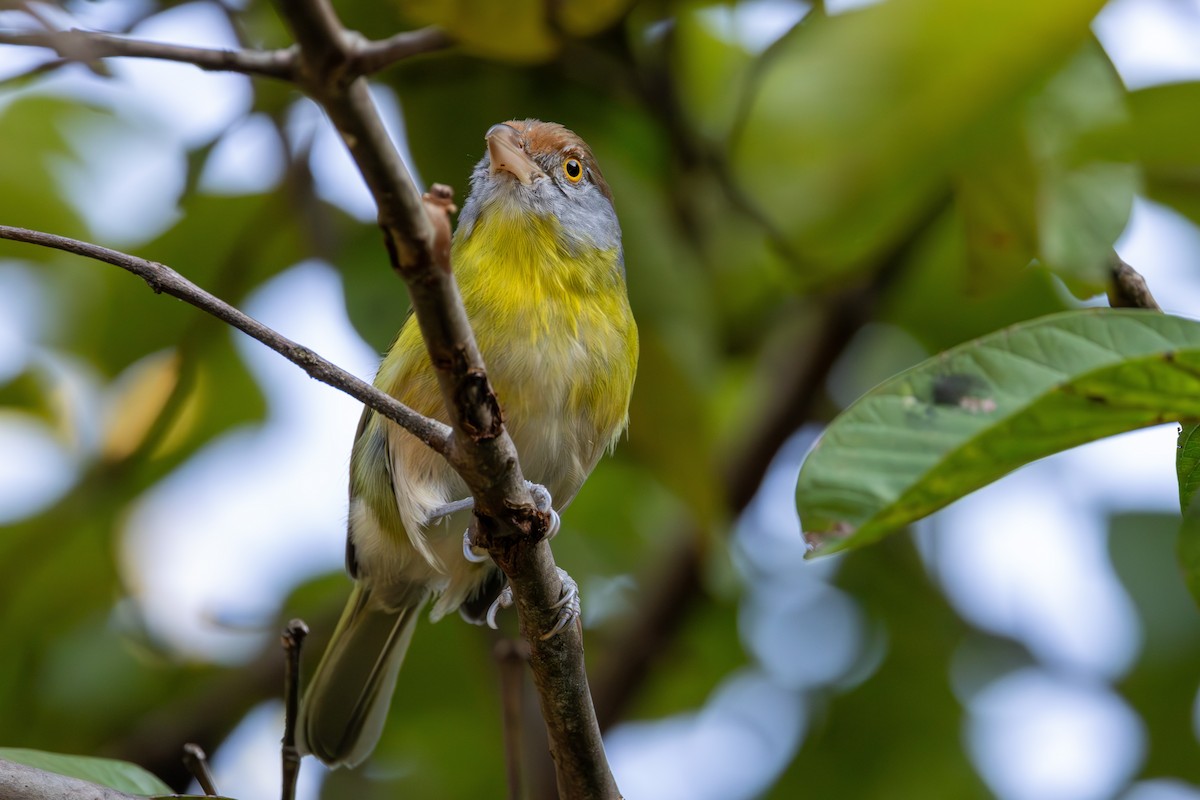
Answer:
[797, 309, 1200, 555]
[730, 0, 1107, 280]
[0, 748, 171, 796]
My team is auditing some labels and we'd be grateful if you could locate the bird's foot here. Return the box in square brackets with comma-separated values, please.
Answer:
[525, 481, 560, 540]
[430, 496, 475, 522]
[542, 568, 580, 640]
[486, 585, 513, 629]
[458, 482, 557, 565]
[462, 529, 490, 564]
[486, 567, 580, 640]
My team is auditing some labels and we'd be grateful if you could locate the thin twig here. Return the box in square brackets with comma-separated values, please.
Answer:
[281, 619, 309, 800]
[181, 743, 219, 797]
[0, 28, 298, 79]
[350, 26, 452, 74]
[0, 24, 450, 81]
[495, 639, 530, 800]
[1109, 252, 1162, 311]
[0, 225, 452, 454]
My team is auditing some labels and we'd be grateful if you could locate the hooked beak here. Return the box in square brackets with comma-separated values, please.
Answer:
[486, 123, 544, 185]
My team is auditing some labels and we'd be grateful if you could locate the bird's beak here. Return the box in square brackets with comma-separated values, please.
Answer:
[487, 123, 543, 185]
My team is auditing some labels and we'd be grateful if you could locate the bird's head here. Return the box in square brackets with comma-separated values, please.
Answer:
[455, 119, 622, 259]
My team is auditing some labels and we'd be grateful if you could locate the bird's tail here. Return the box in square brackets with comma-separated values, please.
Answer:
[297, 583, 423, 768]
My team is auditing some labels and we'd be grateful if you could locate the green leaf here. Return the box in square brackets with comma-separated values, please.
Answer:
[1027, 44, 1136, 290]
[1109, 513, 1200, 783]
[881, 208, 1072, 354]
[1179, 423, 1200, 513]
[0, 96, 91, 239]
[0, 748, 171, 796]
[954, 41, 1135, 294]
[1176, 423, 1200, 605]
[797, 309, 1200, 555]
[1126, 82, 1200, 228]
[731, 0, 1107, 280]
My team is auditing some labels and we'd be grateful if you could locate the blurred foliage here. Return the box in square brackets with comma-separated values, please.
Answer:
[1110, 513, 1200, 785]
[773, 536, 994, 798]
[0, 0, 1199, 798]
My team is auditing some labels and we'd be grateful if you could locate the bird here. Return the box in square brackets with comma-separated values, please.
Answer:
[296, 119, 639, 768]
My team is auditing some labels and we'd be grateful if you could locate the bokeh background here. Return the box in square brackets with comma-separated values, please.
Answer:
[2, 0, 1200, 798]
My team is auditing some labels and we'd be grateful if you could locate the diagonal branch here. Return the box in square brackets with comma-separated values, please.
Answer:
[0, 224, 452, 454]
[274, 1, 619, 797]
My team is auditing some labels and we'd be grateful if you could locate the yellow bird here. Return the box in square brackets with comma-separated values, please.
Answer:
[297, 120, 639, 767]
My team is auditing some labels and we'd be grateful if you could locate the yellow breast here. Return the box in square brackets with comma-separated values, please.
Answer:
[378, 206, 638, 508]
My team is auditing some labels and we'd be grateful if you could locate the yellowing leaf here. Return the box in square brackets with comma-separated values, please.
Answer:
[100, 350, 181, 463]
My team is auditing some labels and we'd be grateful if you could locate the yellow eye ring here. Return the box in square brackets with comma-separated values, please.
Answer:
[563, 158, 584, 183]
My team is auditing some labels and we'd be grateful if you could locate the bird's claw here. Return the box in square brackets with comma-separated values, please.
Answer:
[462, 529, 490, 564]
[459, 482, 556, 566]
[485, 568, 580, 640]
[525, 481, 560, 540]
[542, 568, 580, 640]
[486, 585, 513, 629]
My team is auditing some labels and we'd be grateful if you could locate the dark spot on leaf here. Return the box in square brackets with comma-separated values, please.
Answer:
[931, 373, 996, 413]
[1165, 351, 1176, 362]
[932, 373, 987, 406]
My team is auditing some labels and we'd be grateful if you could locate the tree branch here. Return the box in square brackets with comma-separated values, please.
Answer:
[280, 620, 309, 800]
[0, 28, 298, 79]
[273, 1, 619, 796]
[0, 758, 143, 800]
[0, 225, 452, 454]
[350, 27, 453, 74]
[0, 24, 449, 81]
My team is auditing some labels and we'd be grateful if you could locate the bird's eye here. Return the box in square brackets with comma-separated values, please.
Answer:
[563, 158, 584, 183]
